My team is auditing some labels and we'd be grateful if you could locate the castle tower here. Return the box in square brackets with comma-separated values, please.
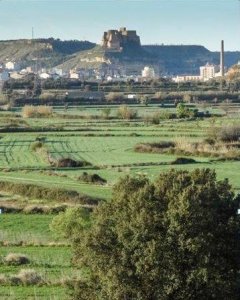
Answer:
[101, 27, 141, 50]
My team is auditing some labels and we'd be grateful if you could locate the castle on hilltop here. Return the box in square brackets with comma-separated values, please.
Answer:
[101, 27, 141, 51]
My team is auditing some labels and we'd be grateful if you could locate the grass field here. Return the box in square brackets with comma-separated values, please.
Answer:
[0, 103, 239, 298]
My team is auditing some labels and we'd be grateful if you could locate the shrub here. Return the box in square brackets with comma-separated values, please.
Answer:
[218, 125, 240, 142]
[4, 253, 30, 266]
[101, 108, 111, 119]
[117, 105, 137, 120]
[78, 172, 107, 185]
[52, 158, 89, 168]
[22, 105, 53, 118]
[182, 93, 192, 103]
[106, 92, 124, 102]
[37, 105, 53, 116]
[0, 274, 7, 285]
[134, 141, 175, 153]
[50, 207, 91, 239]
[150, 112, 161, 124]
[176, 103, 193, 118]
[15, 269, 43, 286]
[39, 92, 57, 101]
[171, 157, 197, 164]
[30, 141, 44, 152]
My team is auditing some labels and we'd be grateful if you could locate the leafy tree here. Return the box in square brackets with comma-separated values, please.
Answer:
[101, 108, 111, 119]
[52, 169, 240, 300]
[50, 207, 91, 239]
[176, 103, 198, 118]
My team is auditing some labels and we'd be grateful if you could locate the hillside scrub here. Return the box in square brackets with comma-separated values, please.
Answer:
[22, 105, 53, 118]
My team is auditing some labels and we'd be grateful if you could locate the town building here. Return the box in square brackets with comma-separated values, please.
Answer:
[172, 75, 201, 83]
[39, 72, 51, 79]
[5, 61, 20, 71]
[200, 63, 219, 81]
[141, 66, 155, 79]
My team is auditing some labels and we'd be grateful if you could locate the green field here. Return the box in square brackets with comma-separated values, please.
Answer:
[0, 104, 239, 298]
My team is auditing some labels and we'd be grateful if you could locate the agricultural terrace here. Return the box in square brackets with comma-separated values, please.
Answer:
[0, 103, 239, 298]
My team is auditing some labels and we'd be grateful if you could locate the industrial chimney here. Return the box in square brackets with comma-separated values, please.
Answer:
[220, 40, 225, 77]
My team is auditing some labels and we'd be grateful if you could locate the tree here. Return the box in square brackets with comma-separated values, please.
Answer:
[176, 103, 190, 118]
[101, 108, 111, 119]
[33, 76, 42, 97]
[56, 169, 240, 300]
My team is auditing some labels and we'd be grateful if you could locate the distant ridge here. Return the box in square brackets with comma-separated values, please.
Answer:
[0, 38, 239, 75]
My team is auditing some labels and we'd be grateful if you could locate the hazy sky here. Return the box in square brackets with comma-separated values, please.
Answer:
[0, 0, 239, 51]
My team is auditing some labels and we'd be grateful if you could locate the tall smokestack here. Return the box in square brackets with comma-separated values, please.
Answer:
[220, 40, 224, 77]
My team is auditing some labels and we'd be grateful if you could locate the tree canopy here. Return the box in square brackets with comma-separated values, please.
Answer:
[54, 169, 240, 300]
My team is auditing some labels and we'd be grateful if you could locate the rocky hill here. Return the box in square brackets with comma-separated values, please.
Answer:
[0, 37, 239, 75]
[0, 39, 95, 69]
[58, 43, 240, 76]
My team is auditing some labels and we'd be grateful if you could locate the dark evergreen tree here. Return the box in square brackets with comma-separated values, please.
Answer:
[56, 169, 240, 300]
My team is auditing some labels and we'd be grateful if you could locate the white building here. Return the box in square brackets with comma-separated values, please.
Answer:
[9, 72, 24, 80]
[142, 66, 155, 79]
[5, 61, 20, 71]
[39, 72, 51, 79]
[69, 72, 80, 79]
[172, 75, 201, 83]
[200, 63, 219, 81]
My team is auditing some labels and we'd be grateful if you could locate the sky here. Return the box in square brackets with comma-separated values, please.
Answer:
[0, 0, 239, 51]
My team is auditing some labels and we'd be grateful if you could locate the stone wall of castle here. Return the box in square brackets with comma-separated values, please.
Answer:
[102, 27, 141, 50]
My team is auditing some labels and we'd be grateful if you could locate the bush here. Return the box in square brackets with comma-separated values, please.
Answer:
[39, 92, 57, 101]
[171, 157, 197, 164]
[134, 141, 175, 153]
[50, 207, 91, 239]
[105, 92, 124, 102]
[78, 172, 107, 185]
[218, 125, 240, 142]
[15, 269, 43, 286]
[52, 158, 89, 168]
[117, 105, 137, 120]
[0, 274, 7, 285]
[22, 105, 53, 118]
[176, 103, 194, 118]
[101, 108, 111, 119]
[30, 141, 44, 152]
[4, 253, 30, 266]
